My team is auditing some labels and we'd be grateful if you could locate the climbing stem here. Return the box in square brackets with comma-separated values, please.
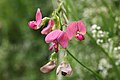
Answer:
[65, 48, 103, 80]
[86, 32, 120, 80]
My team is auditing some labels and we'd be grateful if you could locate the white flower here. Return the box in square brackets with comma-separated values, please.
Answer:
[97, 26, 101, 30]
[91, 24, 97, 29]
[114, 47, 118, 51]
[92, 30, 97, 34]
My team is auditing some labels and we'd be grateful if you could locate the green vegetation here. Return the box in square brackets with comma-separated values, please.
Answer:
[0, 0, 120, 80]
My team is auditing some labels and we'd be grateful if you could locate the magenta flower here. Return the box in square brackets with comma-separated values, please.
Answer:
[41, 19, 54, 35]
[40, 60, 56, 73]
[56, 62, 72, 76]
[45, 30, 68, 52]
[66, 20, 86, 41]
[28, 8, 42, 30]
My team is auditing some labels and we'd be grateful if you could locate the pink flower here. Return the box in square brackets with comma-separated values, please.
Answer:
[28, 8, 42, 30]
[66, 20, 86, 41]
[40, 60, 56, 73]
[45, 30, 68, 53]
[56, 62, 72, 76]
[41, 19, 54, 35]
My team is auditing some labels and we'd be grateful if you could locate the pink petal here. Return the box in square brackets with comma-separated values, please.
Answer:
[28, 21, 38, 29]
[76, 34, 85, 41]
[41, 19, 54, 35]
[58, 32, 68, 48]
[49, 44, 54, 51]
[36, 8, 42, 25]
[45, 30, 62, 43]
[77, 20, 86, 35]
[66, 22, 77, 40]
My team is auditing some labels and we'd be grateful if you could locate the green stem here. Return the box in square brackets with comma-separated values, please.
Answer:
[58, 0, 119, 79]
[86, 32, 120, 80]
[65, 48, 103, 80]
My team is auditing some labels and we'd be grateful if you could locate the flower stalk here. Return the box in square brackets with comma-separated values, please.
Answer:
[60, 0, 120, 79]
[65, 48, 103, 80]
[58, 1, 103, 79]
[86, 32, 120, 80]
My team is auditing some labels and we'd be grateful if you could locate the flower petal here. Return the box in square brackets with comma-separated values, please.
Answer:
[66, 22, 77, 40]
[76, 34, 85, 41]
[28, 21, 37, 29]
[40, 61, 56, 73]
[36, 8, 42, 25]
[56, 64, 62, 75]
[58, 32, 68, 48]
[45, 30, 62, 43]
[61, 64, 72, 76]
[49, 43, 54, 51]
[77, 20, 86, 35]
[41, 19, 54, 35]
[56, 62, 72, 76]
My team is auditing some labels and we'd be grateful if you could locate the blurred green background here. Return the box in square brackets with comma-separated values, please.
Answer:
[0, 0, 120, 80]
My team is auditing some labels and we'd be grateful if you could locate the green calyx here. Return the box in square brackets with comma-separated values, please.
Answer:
[50, 52, 57, 61]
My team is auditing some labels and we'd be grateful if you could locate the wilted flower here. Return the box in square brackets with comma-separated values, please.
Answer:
[40, 60, 56, 73]
[28, 8, 42, 30]
[41, 19, 54, 35]
[66, 20, 86, 41]
[56, 62, 72, 76]
[45, 30, 68, 52]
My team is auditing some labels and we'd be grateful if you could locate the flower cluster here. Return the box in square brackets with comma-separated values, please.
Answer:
[98, 58, 112, 78]
[92, 24, 120, 78]
[91, 24, 110, 47]
[28, 8, 86, 76]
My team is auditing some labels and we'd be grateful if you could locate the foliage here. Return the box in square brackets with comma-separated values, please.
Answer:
[0, 0, 120, 80]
